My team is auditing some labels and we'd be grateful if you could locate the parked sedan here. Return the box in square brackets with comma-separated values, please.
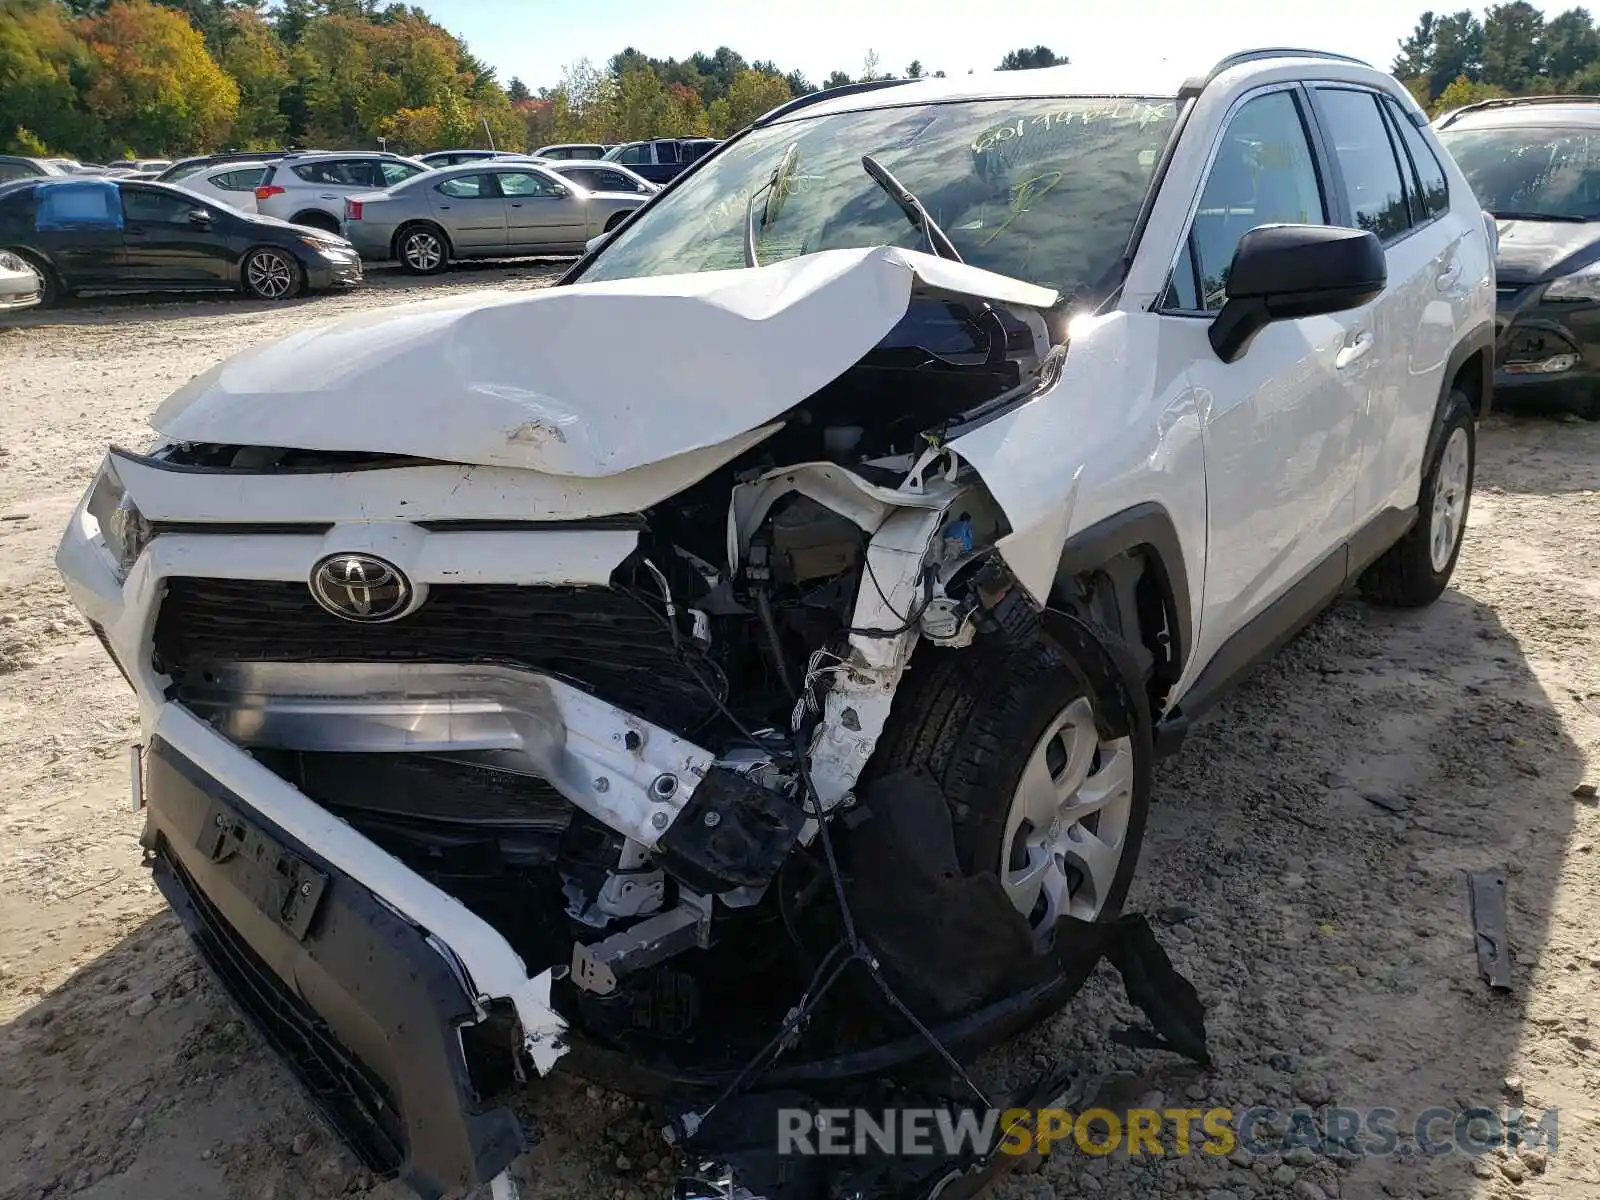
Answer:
[545, 161, 659, 196]
[0, 177, 362, 305]
[0, 155, 65, 184]
[0, 248, 42, 312]
[341, 160, 648, 272]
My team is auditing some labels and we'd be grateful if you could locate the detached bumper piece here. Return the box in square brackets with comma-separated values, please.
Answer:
[141, 736, 524, 1200]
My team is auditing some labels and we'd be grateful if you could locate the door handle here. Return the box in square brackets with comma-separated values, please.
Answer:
[318, 193, 338, 200]
[1436, 262, 1463, 291]
[510, 202, 524, 207]
[1335, 330, 1375, 370]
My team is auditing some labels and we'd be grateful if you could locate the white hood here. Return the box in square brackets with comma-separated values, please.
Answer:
[153, 247, 1057, 477]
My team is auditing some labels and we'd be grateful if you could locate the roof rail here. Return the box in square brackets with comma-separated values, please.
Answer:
[753, 77, 916, 127]
[1435, 93, 1600, 127]
[1208, 47, 1372, 80]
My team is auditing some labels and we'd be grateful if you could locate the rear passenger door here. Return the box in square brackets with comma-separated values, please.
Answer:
[428, 173, 507, 253]
[1308, 86, 1462, 527]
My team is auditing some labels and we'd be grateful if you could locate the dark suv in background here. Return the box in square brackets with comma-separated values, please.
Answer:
[1439, 95, 1600, 418]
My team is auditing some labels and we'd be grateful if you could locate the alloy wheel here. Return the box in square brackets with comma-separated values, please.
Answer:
[246, 250, 295, 300]
[403, 231, 443, 272]
[1000, 695, 1136, 937]
[1430, 426, 1470, 572]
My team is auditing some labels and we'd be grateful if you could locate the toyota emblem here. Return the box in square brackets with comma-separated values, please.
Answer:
[309, 553, 411, 622]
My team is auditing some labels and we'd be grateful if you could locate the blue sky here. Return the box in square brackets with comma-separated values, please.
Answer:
[420, 0, 1565, 92]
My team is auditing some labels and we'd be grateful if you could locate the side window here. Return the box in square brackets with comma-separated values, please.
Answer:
[437, 174, 493, 199]
[122, 187, 204, 224]
[215, 168, 265, 191]
[0, 163, 36, 183]
[614, 144, 651, 166]
[1186, 89, 1327, 312]
[1314, 88, 1412, 244]
[1162, 239, 1203, 311]
[655, 141, 680, 165]
[602, 171, 640, 192]
[380, 161, 425, 186]
[1384, 97, 1450, 221]
[496, 171, 561, 197]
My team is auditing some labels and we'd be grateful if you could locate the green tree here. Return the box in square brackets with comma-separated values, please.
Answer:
[1541, 7, 1600, 79]
[80, 0, 238, 153]
[0, 0, 100, 155]
[1428, 11, 1486, 98]
[997, 45, 1066, 70]
[905, 59, 923, 78]
[1433, 72, 1508, 114]
[506, 74, 529, 102]
[1480, 1, 1545, 90]
[707, 68, 791, 134]
[1393, 10, 1438, 77]
[822, 69, 852, 89]
[217, 8, 287, 146]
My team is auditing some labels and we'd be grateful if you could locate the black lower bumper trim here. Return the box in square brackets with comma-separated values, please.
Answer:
[142, 735, 523, 1199]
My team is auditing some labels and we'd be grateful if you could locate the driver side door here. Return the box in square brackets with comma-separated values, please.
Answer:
[119, 184, 230, 284]
[1158, 85, 1370, 685]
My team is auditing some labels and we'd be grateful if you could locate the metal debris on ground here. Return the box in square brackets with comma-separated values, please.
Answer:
[1467, 869, 1514, 992]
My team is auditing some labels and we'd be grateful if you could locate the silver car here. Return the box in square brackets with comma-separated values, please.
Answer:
[0, 249, 41, 312]
[342, 161, 648, 272]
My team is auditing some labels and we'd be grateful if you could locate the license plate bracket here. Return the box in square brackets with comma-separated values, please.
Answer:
[198, 799, 327, 941]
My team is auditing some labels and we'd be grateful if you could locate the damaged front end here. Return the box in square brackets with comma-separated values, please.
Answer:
[64, 247, 1205, 1199]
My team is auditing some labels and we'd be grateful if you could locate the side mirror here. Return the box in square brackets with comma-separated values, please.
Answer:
[550, 184, 570, 198]
[1209, 224, 1386, 363]
[187, 209, 212, 226]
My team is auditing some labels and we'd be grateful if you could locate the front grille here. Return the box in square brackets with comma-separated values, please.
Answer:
[153, 577, 714, 734]
[158, 843, 404, 1175]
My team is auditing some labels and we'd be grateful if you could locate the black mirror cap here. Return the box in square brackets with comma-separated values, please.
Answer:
[1210, 224, 1387, 363]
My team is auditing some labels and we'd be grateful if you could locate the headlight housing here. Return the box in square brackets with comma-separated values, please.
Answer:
[84, 458, 153, 577]
[1542, 261, 1600, 301]
[0, 249, 28, 273]
[300, 236, 351, 258]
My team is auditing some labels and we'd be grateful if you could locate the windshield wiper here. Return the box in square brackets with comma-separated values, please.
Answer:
[860, 154, 963, 262]
[744, 143, 801, 268]
[1490, 210, 1590, 223]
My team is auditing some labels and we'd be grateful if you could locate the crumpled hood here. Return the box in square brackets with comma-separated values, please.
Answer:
[1495, 218, 1600, 282]
[152, 246, 1057, 477]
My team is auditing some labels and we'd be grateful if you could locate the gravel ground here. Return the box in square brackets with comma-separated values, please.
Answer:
[1, 271, 1597, 1200]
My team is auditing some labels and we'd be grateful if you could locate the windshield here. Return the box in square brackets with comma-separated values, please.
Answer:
[577, 96, 1177, 297]
[1440, 125, 1600, 218]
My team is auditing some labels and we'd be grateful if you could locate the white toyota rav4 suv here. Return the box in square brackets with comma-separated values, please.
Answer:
[57, 49, 1493, 1199]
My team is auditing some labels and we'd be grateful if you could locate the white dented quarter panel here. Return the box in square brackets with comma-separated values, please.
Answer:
[950, 309, 1208, 670]
[151, 246, 1055, 478]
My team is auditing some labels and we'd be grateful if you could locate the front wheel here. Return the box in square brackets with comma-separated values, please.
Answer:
[396, 225, 448, 274]
[241, 247, 303, 301]
[1358, 388, 1475, 607]
[873, 635, 1153, 945]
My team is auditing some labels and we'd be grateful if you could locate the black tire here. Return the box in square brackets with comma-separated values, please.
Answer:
[872, 633, 1154, 939]
[603, 211, 630, 233]
[1358, 388, 1475, 607]
[240, 247, 304, 301]
[290, 211, 340, 234]
[395, 223, 449, 274]
[7, 248, 62, 307]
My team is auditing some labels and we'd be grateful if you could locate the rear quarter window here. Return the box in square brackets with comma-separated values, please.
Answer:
[36, 182, 123, 230]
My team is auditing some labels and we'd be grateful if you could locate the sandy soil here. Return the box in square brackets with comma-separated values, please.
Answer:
[1, 273, 1597, 1200]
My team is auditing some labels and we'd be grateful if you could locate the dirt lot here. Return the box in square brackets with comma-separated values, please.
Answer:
[1, 273, 1598, 1200]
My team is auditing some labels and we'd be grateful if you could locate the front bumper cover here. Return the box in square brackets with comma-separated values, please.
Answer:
[141, 731, 525, 1198]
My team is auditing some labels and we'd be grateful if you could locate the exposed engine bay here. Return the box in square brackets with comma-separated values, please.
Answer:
[88, 247, 1208, 1197]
